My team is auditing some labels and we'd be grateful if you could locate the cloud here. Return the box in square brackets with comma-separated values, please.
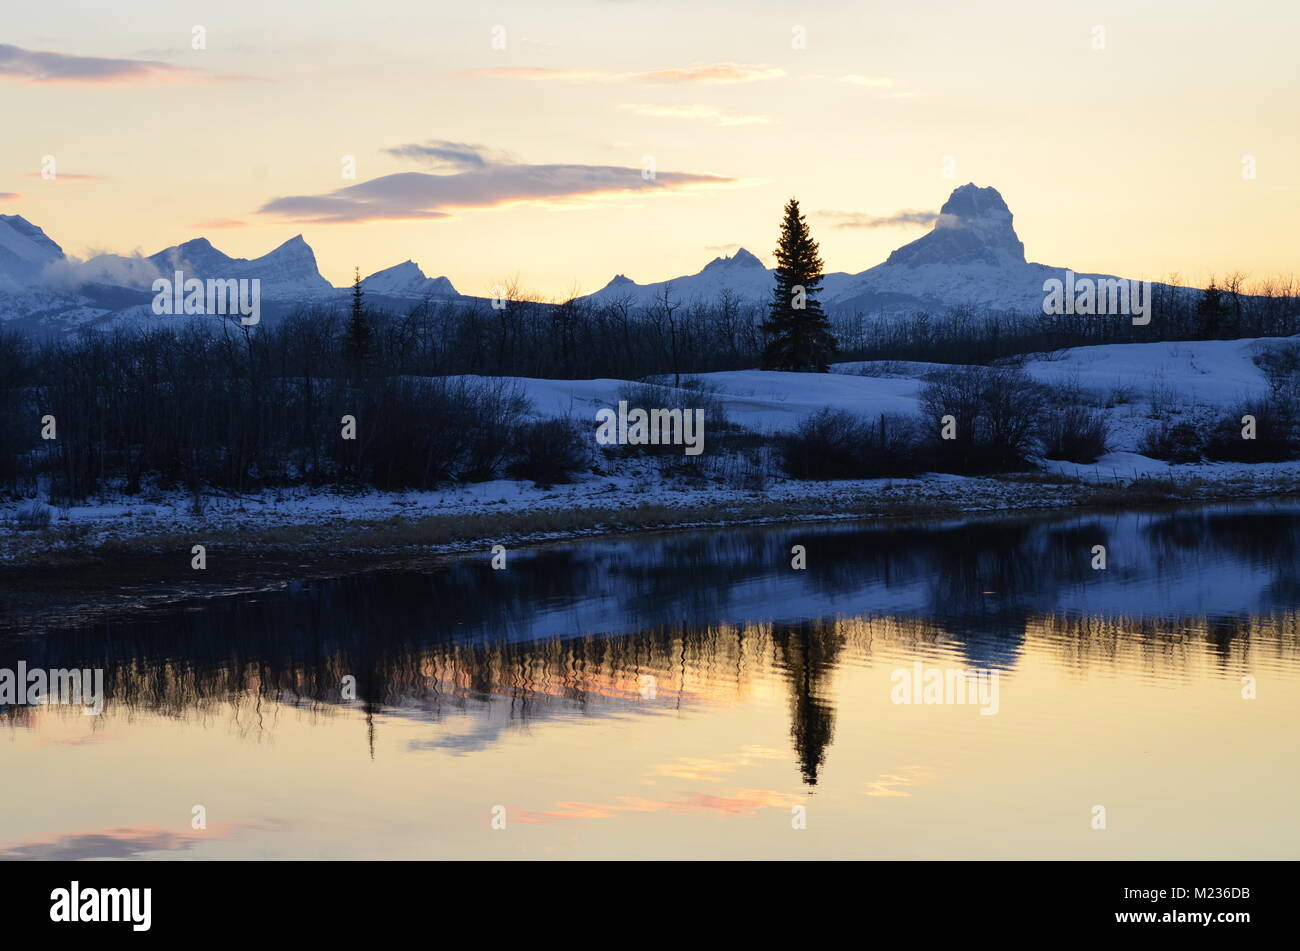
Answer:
[620, 103, 774, 126]
[0, 193, 20, 202]
[259, 147, 743, 224]
[41, 252, 163, 292]
[0, 43, 255, 86]
[465, 62, 785, 85]
[19, 172, 105, 182]
[0, 822, 251, 860]
[840, 74, 896, 88]
[191, 218, 248, 230]
[381, 140, 516, 171]
[631, 63, 785, 84]
[817, 208, 938, 229]
[512, 787, 804, 823]
[466, 67, 606, 82]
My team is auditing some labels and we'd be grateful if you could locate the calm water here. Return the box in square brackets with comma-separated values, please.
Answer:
[3, 503, 1299, 860]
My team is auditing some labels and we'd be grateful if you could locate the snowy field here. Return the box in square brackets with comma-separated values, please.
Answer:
[3, 335, 1298, 558]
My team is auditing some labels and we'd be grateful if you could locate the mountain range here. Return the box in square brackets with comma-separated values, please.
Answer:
[581, 184, 1163, 315]
[0, 185, 1175, 334]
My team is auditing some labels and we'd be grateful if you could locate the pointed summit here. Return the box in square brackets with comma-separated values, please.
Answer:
[702, 247, 765, 271]
[360, 259, 458, 298]
[885, 183, 1025, 268]
[145, 234, 332, 298]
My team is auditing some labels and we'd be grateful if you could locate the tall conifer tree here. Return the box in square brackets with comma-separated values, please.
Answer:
[761, 198, 837, 371]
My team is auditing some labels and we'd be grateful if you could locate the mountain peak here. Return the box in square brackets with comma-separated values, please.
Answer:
[885, 183, 1024, 268]
[360, 259, 457, 298]
[0, 214, 65, 259]
[0, 213, 65, 289]
[703, 247, 764, 271]
[267, 234, 312, 255]
[938, 183, 1012, 221]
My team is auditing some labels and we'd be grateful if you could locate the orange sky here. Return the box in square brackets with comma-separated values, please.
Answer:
[3, 0, 1297, 298]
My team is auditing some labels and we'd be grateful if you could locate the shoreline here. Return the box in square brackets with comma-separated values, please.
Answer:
[2, 470, 1297, 637]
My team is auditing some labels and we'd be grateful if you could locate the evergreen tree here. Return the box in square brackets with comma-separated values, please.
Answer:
[347, 266, 374, 369]
[1196, 280, 1226, 339]
[761, 198, 837, 372]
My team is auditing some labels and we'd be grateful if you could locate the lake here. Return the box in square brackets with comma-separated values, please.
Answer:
[3, 502, 1299, 860]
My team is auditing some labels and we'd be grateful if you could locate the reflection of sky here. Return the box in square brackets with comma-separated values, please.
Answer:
[3, 504, 1300, 859]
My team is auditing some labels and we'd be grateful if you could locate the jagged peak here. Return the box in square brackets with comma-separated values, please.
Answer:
[364, 260, 426, 280]
[885, 183, 1024, 268]
[267, 234, 312, 254]
[703, 247, 764, 271]
[938, 183, 1012, 222]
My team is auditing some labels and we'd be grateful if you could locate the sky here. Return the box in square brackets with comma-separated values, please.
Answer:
[2, 0, 1297, 299]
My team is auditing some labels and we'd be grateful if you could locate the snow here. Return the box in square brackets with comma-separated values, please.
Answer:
[481, 335, 1289, 441]
[463, 368, 923, 433]
[1019, 337, 1275, 407]
[0, 215, 65, 290]
[580, 183, 1193, 317]
[360, 260, 458, 298]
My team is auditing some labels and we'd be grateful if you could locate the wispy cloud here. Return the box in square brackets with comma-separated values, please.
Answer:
[512, 787, 804, 823]
[817, 208, 938, 229]
[465, 62, 785, 85]
[382, 140, 515, 171]
[0, 193, 20, 202]
[259, 142, 743, 224]
[19, 172, 105, 182]
[0, 822, 254, 860]
[191, 218, 247, 230]
[0, 43, 255, 86]
[620, 103, 774, 126]
[839, 74, 896, 88]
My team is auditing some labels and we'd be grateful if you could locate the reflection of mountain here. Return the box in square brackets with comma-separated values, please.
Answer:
[4, 504, 1300, 782]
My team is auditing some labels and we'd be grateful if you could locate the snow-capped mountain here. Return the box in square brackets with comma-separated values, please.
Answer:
[585, 184, 1161, 316]
[0, 185, 1183, 333]
[146, 234, 335, 299]
[587, 247, 856, 308]
[0, 215, 472, 332]
[0, 215, 65, 291]
[831, 184, 1081, 314]
[359, 260, 458, 299]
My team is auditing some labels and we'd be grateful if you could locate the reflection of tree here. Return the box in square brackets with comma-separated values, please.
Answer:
[6, 505, 1300, 768]
[771, 619, 844, 786]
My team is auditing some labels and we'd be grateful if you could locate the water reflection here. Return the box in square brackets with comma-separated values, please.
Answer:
[5, 503, 1299, 794]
